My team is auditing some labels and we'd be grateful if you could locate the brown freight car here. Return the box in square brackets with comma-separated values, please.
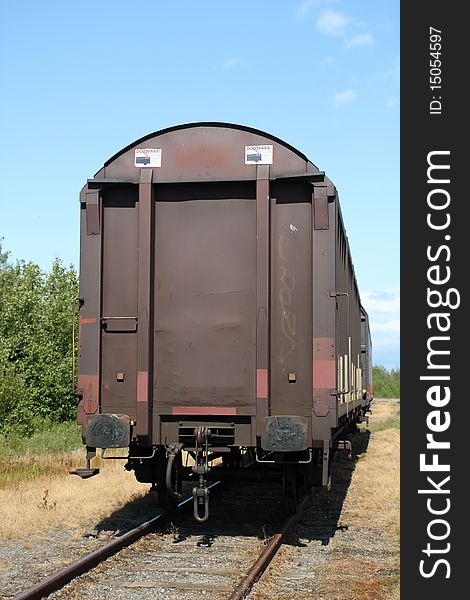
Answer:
[71, 123, 372, 521]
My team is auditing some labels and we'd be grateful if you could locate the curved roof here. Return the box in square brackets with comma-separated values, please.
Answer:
[103, 122, 310, 168]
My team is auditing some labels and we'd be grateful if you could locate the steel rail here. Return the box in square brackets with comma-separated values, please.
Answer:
[14, 481, 221, 600]
[228, 493, 311, 600]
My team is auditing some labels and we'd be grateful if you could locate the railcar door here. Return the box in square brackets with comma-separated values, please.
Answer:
[153, 182, 257, 418]
[100, 186, 139, 420]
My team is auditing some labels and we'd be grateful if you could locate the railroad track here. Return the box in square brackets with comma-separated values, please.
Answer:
[13, 482, 311, 600]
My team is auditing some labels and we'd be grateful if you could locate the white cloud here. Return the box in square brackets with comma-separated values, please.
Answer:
[361, 291, 400, 313]
[372, 319, 400, 333]
[345, 32, 375, 48]
[321, 56, 334, 66]
[315, 9, 376, 55]
[333, 89, 357, 105]
[296, 0, 318, 19]
[317, 10, 349, 36]
[361, 288, 400, 366]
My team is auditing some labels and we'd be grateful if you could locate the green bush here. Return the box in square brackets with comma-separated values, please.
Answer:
[372, 365, 400, 398]
[0, 243, 78, 436]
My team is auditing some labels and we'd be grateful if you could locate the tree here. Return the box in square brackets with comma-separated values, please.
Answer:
[0, 243, 78, 435]
[372, 365, 400, 398]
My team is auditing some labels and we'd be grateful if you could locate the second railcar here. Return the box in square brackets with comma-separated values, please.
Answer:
[72, 123, 372, 520]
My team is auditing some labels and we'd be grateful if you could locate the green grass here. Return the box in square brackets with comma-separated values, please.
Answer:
[368, 416, 401, 432]
[358, 407, 401, 433]
[0, 421, 83, 487]
[0, 454, 83, 486]
[0, 420, 82, 457]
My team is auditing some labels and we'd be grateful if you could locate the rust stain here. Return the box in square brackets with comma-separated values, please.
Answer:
[172, 143, 230, 167]
[77, 374, 99, 414]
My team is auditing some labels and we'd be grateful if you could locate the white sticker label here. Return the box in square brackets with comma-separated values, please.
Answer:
[244, 144, 273, 165]
[134, 148, 162, 168]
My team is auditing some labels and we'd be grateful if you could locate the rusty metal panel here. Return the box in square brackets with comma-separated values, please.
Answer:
[100, 186, 138, 419]
[102, 124, 318, 184]
[77, 374, 99, 417]
[312, 196, 337, 437]
[313, 184, 329, 230]
[270, 182, 312, 416]
[154, 183, 256, 414]
[135, 170, 155, 443]
[360, 308, 373, 402]
[77, 185, 102, 431]
[255, 166, 270, 441]
[85, 189, 101, 235]
[334, 202, 363, 414]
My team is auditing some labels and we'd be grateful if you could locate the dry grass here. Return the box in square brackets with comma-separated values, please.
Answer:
[0, 451, 149, 540]
[369, 399, 400, 428]
[0, 438, 219, 542]
[0, 449, 80, 489]
[254, 399, 400, 600]
[321, 400, 400, 599]
[346, 428, 399, 526]
[349, 400, 400, 528]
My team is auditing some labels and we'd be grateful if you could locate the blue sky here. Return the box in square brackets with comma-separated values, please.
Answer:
[0, 1, 399, 369]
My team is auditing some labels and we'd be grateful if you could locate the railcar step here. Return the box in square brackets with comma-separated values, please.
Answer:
[69, 468, 100, 479]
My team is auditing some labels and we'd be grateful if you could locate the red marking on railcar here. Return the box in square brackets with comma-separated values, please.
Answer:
[256, 368, 268, 399]
[172, 406, 237, 415]
[137, 371, 148, 402]
[77, 374, 99, 414]
[313, 359, 336, 388]
[79, 317, 97, 325]
[369, 383, 374, 398]
[172, 144, 231, 167]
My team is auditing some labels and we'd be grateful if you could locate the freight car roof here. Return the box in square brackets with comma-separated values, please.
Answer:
[101, 122, 310, 171]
